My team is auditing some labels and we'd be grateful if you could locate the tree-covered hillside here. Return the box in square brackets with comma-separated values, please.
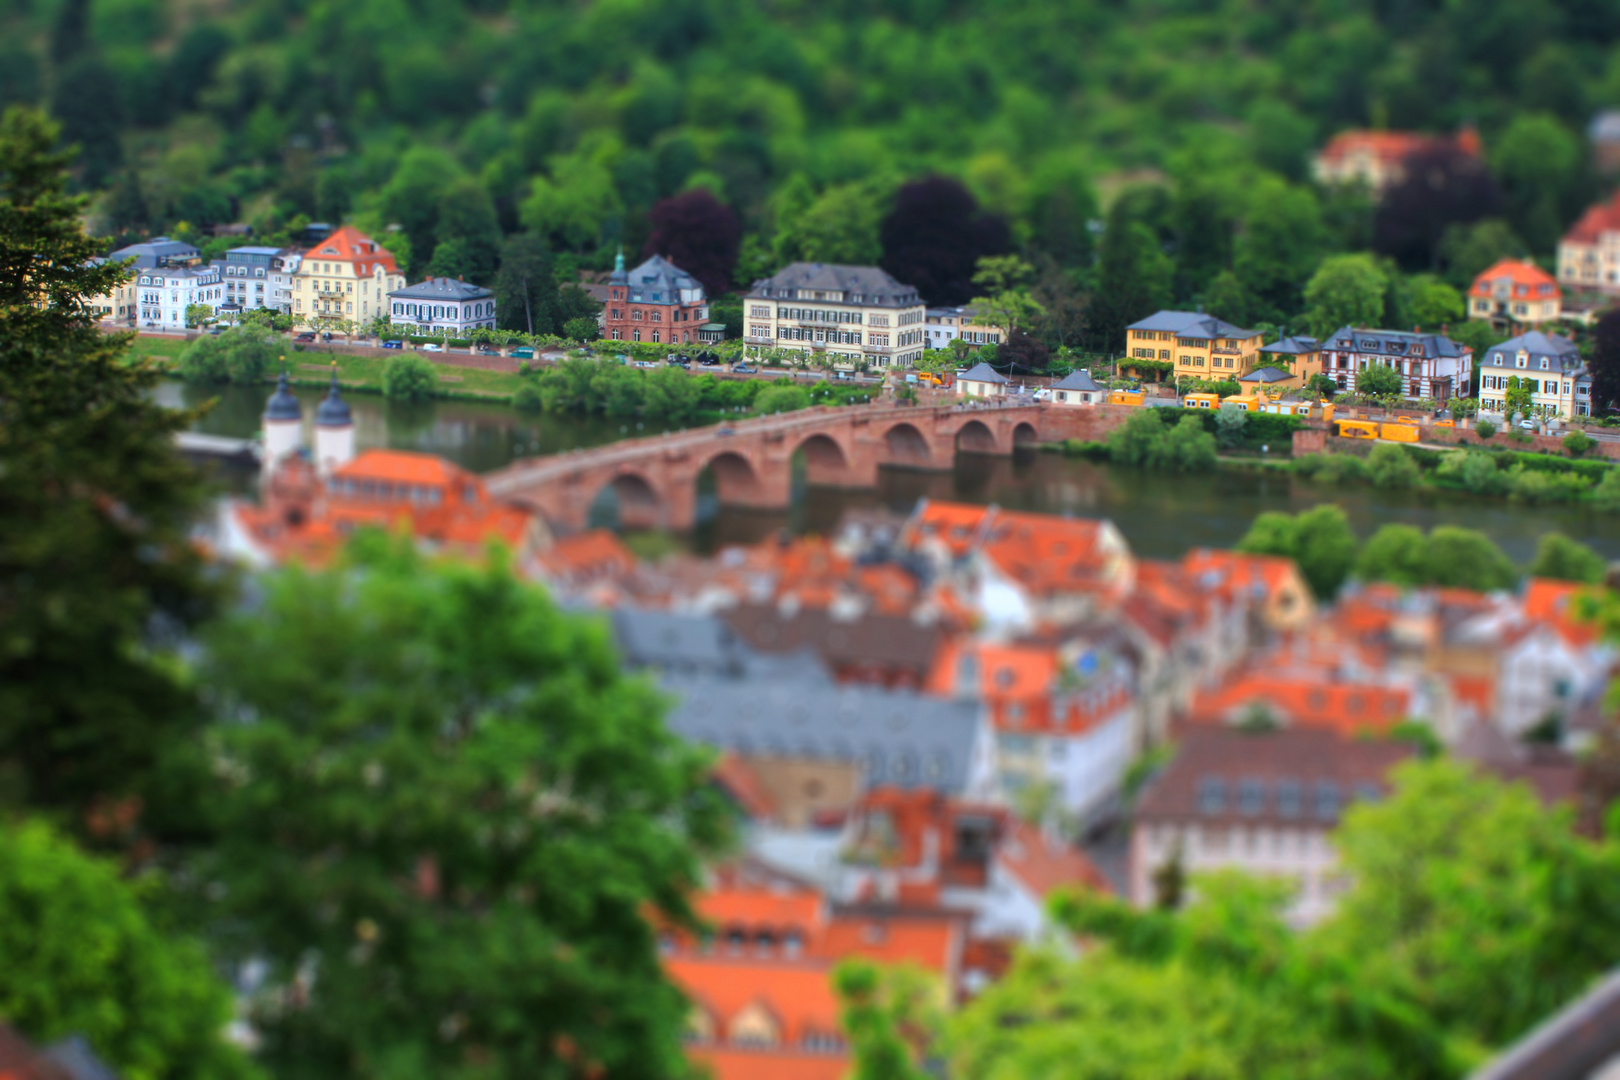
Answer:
[9, 0, 1620, 345]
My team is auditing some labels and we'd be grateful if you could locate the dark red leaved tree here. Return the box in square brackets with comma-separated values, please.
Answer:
[641, 188, 741, 298]
[879, 176, 1011, 306]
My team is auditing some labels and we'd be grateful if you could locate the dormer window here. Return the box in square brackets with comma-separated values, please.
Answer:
[1539, 358, 1548, 370]
[1516, 354, 1527, 369]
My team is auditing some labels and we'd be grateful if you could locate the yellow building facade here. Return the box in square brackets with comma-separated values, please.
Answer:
[292, 226, 405, 328]
[1126, 311, 1261, 380]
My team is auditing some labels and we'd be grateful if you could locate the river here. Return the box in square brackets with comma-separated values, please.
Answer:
[160, 380, 1620, 564]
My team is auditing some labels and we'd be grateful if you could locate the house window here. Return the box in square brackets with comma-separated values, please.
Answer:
[1197, 776, 1225, 814]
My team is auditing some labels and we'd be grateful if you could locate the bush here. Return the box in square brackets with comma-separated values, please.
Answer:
[513, 385, 542, 411]
[1435, 450, 1509, 495]
[1526, 533, 1605, 584]
[1366, 443, 1420, 489]
[1294, 452, 1367, 485]
[1236, 505, 1357, 600]
[1106, 410, 1216, 472]
[1474, 419, 1497, 439]
[1505, 465, 1591, 504]
[1426, 526, 1518, 591]
[1593, 469, 1620, 512]
[1215, 404, 1248, 449]
[1355, 524, 1518, 591]
[1507, 427, 1533, 445]
[1108, 410, 1169, 467]
[563, 316, 600, 342]
[1161, 414, 1218, 471]
[176, 325, 278, 385]
[382, 354, 438, 401]
[753, 383, 812, 414]
[1562, 430, 1596, 457]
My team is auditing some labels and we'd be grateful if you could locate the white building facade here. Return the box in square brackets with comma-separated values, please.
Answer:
[743, 263, 926, 370]
[219, 246, 279, 317]
[1478, 330, 1592, 420]
[1319, 326, 1471, 401]
[386, 277, 497, 336]
[137, 264, 223, 330]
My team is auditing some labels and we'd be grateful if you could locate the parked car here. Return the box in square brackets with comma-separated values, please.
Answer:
[1519, 419, 1536, 430]
[717, 426, 735, 436]
[381, 340, 403, 350]
[698, 352, 721, 366]
[734, 363, 757, 373]
[206, 326, 223, 335]
[423, 343, 443, 352]
[294, 332, 316, 342]
[478, 345, 499, 355]
[321, 332, 333, 342]
[512, 347, 535, 359]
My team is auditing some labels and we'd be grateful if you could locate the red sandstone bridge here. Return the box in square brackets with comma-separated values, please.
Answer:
[484, 400, 1073, 531]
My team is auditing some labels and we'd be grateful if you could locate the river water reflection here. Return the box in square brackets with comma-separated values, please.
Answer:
[164, 381, 1620, 564]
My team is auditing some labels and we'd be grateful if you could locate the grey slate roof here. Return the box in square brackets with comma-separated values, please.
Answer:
[227, 246, 283, 257]
[1481, 330, 1583, 372]
[748, 262, 921, 308]
[1127, 310, 1259, 339]
[613, 609, 823, 682]
[613, 608, 980, 794]
[1260, 335, 1320, 356]
[264, 372, 302, 422]
[108, 236, 199, 268]
[1321, 326, 1467, 358]
[315, 370, 352, 427]
[660, 671, 983, 795]
[618, 254, 706, 304]
[387, 276, 493, 301]
[1239, 365, 1295, 384]
[1049, 369, 1104, 392]
[959, 363, 1008, 384]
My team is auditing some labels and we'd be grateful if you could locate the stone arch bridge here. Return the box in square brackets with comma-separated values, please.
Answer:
[484, 401, 1063, 532]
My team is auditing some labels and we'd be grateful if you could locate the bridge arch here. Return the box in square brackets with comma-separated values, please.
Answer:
[697, 449, 764, 505]
[882, 421, 933, 467]
[588, 470, 663, 530]
[793, 432, 854, 486]
[954, 419, 998, 454]
[1012, 420, 1040, 448]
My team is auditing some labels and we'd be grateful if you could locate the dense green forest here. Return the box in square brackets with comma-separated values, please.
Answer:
[10, 0, 1620, 350]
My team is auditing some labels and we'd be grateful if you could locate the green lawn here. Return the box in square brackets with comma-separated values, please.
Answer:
[121, 333, 528, 402]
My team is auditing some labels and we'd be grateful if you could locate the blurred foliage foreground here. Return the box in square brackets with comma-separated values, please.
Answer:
[4, 104, 1620, 1080]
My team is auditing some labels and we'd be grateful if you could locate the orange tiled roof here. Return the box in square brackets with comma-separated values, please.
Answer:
[687, 1046, 848, 1080]
[666, 955, 843, 1046]
[335, 449, 464, 488]
[1468, 259, 1560, 300]
[905, 503, 1131, 603]
[696, 886, 824, 937]
[232, 453, 538, 566]
[533, 529, 636, 582]
[903, 501, 993, 558]
[711, 754, 779, 823]
[1188, 669, 1411, 735]
[1522, 578, 1602, 647]
[1563, 190, 1620, 245]
[816, 915, 960, 975]
[1317, 128, 1480, 166]
[994, 819, 1111, 898]
[1181, 548, 1302, 604]
[305, 225, 401, 274]
[926, 640, 1131, 735]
